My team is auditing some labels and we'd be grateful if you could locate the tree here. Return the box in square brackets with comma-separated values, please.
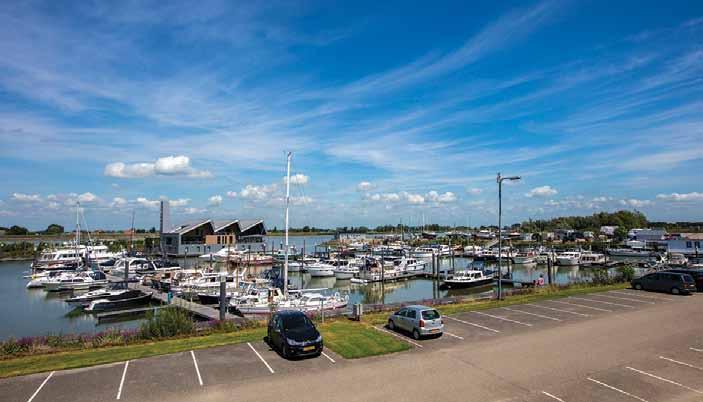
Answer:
[614, 227, 628, 242]
[149, 227, 157, 233]
[7, 225, 29, 235]
[44, 224, 64, 234]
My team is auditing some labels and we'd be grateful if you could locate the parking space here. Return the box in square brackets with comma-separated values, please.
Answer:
[191, 343, 275, 386]
[31, 363, 124, 402]
[0, 372, 51, 402]
[252, 340, 339, 375]
[121, 351, 201, 401]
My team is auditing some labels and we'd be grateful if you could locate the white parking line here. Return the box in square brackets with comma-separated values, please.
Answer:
[191, 350, 203, 386]
[660, 355, 703, 370]
[691, 347, 703, 353]
[502, 306, 561, 321]
[528, 303, 590, 317]
[116, 361, 129, 400]
[570, 296, 634, 308]
[587, 377, 649, 402]
[373, 326, 423, 348]
[472, 311, 533, 326]
[591, 294, 655, 304]
[610, 291, 671, 301]
[626, 366, 703, 394]
[541, 391, 566, 401]
[247, 342, 275, 374]
[547, 300, 612, 312]
[444, 315, 500, 333]
[27, 371, 54, 402]
[443, 331, 464, 340]
[321, 351, 336, 364]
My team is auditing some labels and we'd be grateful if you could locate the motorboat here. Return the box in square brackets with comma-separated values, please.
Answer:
[440, 270, 494, 289]
[44, 271, 109, 292]
[65, 288, 143, 306]
[512, 251, 537, 264]
[606, 248, 657, 258]
[26, 270, 72, 288]
[579, 252, 606, 266]
[84, 292, 152, 312]
[305, 262, 335, 277]
[291, 292, 349, 311]
[535, 252, 556, 265]
[411, 247, 436, 258]
[286, 257, 318, 272]
[557, 252, 582, 266]
[668, 253, 689, 267]
[463, 245, 483, 257]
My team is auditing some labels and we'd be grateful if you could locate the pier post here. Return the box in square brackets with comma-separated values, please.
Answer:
[219, 274, 226, 321]
[547, 258, 553, 285]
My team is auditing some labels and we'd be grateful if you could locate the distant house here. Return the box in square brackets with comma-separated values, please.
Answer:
[160, 219, 266, 257]
[666, 233, 703, 256]
[600, 226, 618, 237]
[628, 228, 666, 242]
[520, 233, 535, 241]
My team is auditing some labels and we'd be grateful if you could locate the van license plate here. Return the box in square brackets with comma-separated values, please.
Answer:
[430, 329, 439, 333]
[303, 346, 315, 351]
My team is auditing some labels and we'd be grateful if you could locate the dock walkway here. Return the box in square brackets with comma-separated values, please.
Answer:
[106, 274, 240, 321]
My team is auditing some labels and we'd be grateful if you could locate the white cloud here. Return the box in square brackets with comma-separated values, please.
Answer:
[283, 173, 309, 185]
[240, 184, 277, 200]
[168, 198, 190, 207]
[104, 155, 212, 179]
[11, 193, 42, 202]
[365, 192, 400, 202]
[77, 192, 98, 203]
[136, 197, 160, 209]
[110, 197, 127, 208]
[357, 181, 373, 191]
[183, 207, 206, 215]
[467, 188, 483, 195]
[208, 195, 223, 206]
[402, 192, 425, 204]
[656, 192, 703, 202]
[592, 196, 612, 202]
[47, 194, 57, 200]
[291, 196, 313, 205]
[47, 202, 60, 210]
[427, 191, 457, 203]
[619, 199, 653, 208]
[226, 191, 237, 198]
[526, 185, 558, 197]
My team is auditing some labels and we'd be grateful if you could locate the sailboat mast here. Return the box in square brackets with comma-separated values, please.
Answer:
[75, 201, 81, 267]
[283, 152, 292, 297]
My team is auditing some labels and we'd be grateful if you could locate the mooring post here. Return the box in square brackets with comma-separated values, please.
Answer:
[219, 274, 226, 321]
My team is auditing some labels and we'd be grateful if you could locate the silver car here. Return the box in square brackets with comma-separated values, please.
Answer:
[388, 305, 444, 339]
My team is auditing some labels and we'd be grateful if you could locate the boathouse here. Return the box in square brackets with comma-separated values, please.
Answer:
[160, 219, 266, 256]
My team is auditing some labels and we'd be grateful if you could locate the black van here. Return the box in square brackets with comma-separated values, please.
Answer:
[664, 269, 703, 292]
[631, 272, 697, 295]
[266, 310, 323, 358]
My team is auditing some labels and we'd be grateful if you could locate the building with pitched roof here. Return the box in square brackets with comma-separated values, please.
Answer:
[160, 218, 266, 256]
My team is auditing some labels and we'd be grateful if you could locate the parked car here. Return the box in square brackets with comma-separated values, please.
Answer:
[266, 310, 323, 358]
[664, 269, 703, 292]
[388, 305, 443, 339]
[631, 272, 697, 295]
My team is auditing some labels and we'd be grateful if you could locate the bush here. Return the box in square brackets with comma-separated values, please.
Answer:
[617, 266, 635, 282]
[140, 308, 195, 339]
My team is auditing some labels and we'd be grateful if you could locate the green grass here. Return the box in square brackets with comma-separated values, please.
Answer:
[0, 327, 266, 378]
[318, 320, 410, 359]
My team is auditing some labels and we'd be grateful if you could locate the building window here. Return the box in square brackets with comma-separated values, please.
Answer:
[696, 241, 701, 249]
[686, 241, 692, 248]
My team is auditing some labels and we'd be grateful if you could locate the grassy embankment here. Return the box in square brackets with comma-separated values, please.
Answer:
[0, 282, 628, 378]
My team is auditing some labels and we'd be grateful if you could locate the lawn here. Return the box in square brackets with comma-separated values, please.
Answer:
[318, 320, 410, 359]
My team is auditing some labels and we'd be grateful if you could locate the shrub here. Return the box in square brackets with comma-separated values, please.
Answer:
[617, 266, 635, 282]
[140, 307, 195, 339]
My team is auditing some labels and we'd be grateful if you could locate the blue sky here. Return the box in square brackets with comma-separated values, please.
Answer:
[1, 0, 702, 230]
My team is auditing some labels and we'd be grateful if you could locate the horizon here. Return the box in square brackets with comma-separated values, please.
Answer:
[1, 1, 702, 231]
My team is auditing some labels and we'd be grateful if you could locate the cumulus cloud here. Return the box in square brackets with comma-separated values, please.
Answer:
[365, 192, 400, 202]
[77, 192, 98, 203]
[656, 192, 703, 202]
[592, 196, 613, 202]
[104, 155, 212, 179]
[357, 181, 373, 191]
[110, 197, 127, 208]
[240, 184, 277, 200]
[427, 191, 457, 203]
[12, 193, 42, 202]
[168, 198, 190, 207]
[283, 174, 309, 185]
[291, 196, 313, 205]
[226, 191, 237, 198]
[184, 207, 206, 215]
[467, 188, 483, 195]
[136, 197, 160, 209]
[526, 186, 558, 197]
[208, 195, 223, 206]
[402, 192, 425, 204]
[619, 199, 653, 208]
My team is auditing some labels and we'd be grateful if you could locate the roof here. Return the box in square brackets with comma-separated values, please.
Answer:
[238, 219, 265, 232]
[169, 220, 212, 235]
[167, 218, 265, 235]
[679, 233, 703, 240]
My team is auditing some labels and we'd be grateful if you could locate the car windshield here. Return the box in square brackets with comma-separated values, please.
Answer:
[682, 275, 694, 283]
[281, 314, 312, 330]
[422, 310, 440, 320]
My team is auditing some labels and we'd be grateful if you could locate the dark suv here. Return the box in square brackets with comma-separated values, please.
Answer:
[631, 272, 697, 295]
[663, 269, 703, 292]
[266, 310, 323, 359]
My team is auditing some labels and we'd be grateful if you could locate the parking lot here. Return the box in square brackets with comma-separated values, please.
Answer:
[2, 288, 701, 402]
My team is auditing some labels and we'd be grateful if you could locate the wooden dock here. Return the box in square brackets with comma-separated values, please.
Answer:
[106, 274, 240, 321]
[96, 305, 168, 320]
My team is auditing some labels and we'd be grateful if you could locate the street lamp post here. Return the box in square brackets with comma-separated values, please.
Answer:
[497, 173, 521, 300]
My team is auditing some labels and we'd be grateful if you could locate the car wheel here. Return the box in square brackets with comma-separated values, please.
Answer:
[412, 329, 421, 340]
[388, 320, 395, 331]
[281, 345, 290, 359]
[671, 287, 680, 295]
[634, 283, 643, 290]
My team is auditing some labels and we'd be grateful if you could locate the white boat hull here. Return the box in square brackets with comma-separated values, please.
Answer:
[557, 257, 579, 266]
